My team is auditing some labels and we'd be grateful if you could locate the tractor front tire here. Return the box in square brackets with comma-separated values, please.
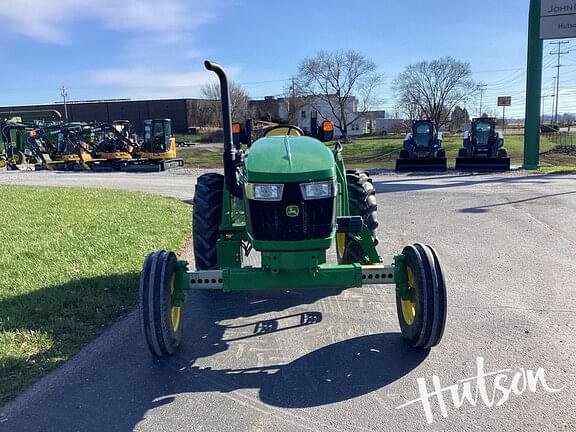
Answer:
[140, 250, 183, 356]
[395, 243, 447, 349]
[193, 173, 224, 270]
[337, 170, 379, 264]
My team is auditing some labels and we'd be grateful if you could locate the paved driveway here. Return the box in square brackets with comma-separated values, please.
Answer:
[1, 170, 575, 431]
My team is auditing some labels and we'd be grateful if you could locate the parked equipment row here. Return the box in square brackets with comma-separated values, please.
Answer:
[0, 118, 183, 172]
[395, 117, 510, 172]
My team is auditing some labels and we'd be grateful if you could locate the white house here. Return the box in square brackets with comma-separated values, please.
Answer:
[296, 96, 370, 137]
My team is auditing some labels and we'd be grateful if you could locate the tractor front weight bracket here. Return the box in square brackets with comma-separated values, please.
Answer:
[173, 260, 190, 306]
[182, 262, 398, 292]
[393, 254, 410, 299]
[356, 225, 383, 264]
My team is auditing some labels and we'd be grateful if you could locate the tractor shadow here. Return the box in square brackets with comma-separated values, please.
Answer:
[165, 289, 429, 406]
[373, 172, 574, 194]
[459, 189, 576, 213]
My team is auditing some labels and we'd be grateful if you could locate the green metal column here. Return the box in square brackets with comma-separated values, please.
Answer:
[523, 0, 543, 169]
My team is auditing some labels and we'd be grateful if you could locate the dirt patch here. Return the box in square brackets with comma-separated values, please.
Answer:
[540, 145, 576, 156]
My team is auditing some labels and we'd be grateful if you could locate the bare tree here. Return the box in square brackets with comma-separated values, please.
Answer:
[201, 80, 250, 124]
[295, 50, 383, 140]
[393, 57, 476, 129]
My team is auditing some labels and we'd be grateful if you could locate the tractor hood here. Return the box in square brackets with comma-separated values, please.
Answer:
[244, 136, 335, 183]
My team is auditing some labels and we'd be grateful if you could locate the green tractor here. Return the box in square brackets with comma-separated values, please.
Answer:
[0, 119, 45, 170]
[139, 61, 447, 356]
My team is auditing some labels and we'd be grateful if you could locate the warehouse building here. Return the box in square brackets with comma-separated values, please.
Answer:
[0, 98, 219, 134]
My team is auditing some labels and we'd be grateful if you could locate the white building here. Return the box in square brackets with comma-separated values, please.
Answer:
[250, 94, 393, 137]
[296, 96, 370, 137]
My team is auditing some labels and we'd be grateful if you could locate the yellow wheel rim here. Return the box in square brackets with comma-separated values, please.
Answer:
[400, 266, 417, 325]
[336, 233, 346, 258]
[169, 274, 181, 333]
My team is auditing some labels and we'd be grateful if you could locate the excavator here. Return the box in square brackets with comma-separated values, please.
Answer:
[134, 118, 184, 171]
[88, 122, 137, 170]
[86, 119, 183, 171]
[0, 120, 86, 170]
[25, 123, 93, 170]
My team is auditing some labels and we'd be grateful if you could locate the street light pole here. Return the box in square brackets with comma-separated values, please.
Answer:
[60, 86, 68, 122]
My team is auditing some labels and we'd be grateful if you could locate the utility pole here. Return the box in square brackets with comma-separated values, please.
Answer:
[550, 77, 556, 125]
[549, 41, 569, 124]
[541, 94, 554, 124]
[290, 77, 296, 123]
[477, 83, 487, 117]
[60, 86, 68, 122]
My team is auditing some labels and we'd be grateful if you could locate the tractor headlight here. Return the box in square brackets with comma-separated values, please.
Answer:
[245, 183, 284, 201]
[300, 180, 336, 200]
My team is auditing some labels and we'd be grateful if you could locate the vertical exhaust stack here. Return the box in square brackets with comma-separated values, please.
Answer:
[204, 60, 243, 198]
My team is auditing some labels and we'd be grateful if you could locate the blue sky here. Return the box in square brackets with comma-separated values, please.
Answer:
[0, 0, 575, 117]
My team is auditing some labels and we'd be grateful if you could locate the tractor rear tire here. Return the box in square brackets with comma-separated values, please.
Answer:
[395, 243, 447, 349]
[458, 148, 467, 158]
[193, 173, 224, 270]
[437, 149, 446, 159]
[337, 170, 379, 264]
[497, 149, 508, 158]
[140, 250, 183, 356]
[399, 149, 410, 159]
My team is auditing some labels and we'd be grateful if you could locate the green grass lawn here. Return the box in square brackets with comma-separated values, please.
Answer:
[339, 133, 565, 169]
[175, 133, 200, 143]
[176, 133, 576, 171]
[178, 146, 223, 168]
[0, 186, 190, 405]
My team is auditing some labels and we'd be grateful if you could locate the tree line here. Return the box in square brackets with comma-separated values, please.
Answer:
[204, 51, 480, 140]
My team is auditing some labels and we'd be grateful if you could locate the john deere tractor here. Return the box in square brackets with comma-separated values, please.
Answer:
[1, 120, 28, 169]
[455, 117, 510, 171]
[139, 61, 447, 357]
[395, 120, 446, 172]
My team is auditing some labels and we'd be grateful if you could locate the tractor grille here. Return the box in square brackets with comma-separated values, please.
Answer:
[247, 182, 335, 241]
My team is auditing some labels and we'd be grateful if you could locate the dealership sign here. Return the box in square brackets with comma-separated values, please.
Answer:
[541, 1, 576, 39]
[497, 96, 512, 107]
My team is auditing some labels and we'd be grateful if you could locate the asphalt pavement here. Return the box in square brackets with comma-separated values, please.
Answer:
[0, 169, 575, 431]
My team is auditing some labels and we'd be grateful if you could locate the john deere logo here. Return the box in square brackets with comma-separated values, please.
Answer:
[286, 205, 299, 217]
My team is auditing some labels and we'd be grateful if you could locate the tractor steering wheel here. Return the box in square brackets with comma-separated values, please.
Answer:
[262, 125, 304, 137]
